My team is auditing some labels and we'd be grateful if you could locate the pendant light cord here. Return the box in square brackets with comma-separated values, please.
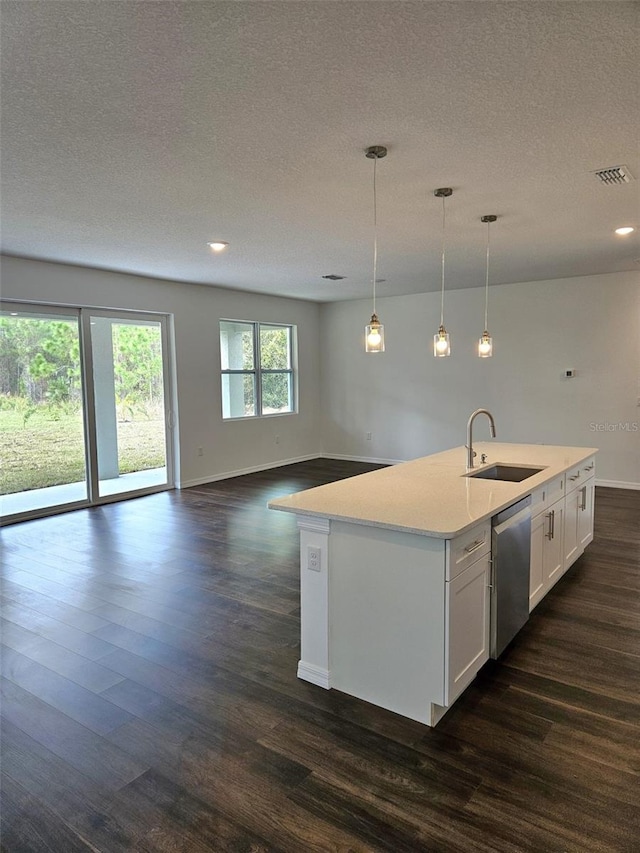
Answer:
[484, 219, 491, 331]
[372, 155, 378, 316]
[440, 194, 446, 327]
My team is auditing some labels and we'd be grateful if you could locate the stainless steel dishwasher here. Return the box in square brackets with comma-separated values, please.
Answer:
[490, 494, 532, 658]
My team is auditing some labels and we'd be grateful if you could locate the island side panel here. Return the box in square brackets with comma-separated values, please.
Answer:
[297, 516, 331, 688]
[329, 521, 447, 725]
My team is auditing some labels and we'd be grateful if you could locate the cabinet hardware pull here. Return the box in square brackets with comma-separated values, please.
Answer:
[580, 486, 587, 511]
[585, 464, 594, 471]
[464, 538, 485, 554]
[546, 509, 555, 540]
[569, 474, 580, 481]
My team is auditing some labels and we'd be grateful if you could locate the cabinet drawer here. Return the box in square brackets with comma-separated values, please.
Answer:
[530, 486, 545, 516]
[531, 475, 565, 516]
[446, 521, 490, 580]
[565, 463, 583, 491]
[545, 475, 565, 506]
[566, 457, 596, 492]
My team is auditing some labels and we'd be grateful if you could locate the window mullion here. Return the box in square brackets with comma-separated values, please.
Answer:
[255, 321, 261, 416]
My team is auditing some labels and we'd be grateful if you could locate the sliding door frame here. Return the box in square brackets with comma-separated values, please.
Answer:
[81, 307, 175, 505]
[1, 300, 176, 524]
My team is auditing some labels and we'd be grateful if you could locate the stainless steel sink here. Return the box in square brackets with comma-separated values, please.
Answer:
[465, 464, 545, 482]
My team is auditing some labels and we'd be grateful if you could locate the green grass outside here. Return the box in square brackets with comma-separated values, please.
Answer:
[0, 410, 166, 495]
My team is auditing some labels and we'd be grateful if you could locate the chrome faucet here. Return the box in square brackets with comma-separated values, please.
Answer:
[466, 408, 496, 469]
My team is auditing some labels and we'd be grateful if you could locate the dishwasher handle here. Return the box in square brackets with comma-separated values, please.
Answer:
[493, 505, 531, 536]
[492, 494, 532, 528]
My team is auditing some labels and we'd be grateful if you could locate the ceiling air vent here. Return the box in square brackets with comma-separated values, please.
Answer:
[322, 274, 345, 281]
[592, 165, 634, 185]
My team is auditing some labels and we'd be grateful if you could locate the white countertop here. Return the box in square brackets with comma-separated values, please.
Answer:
[268, 443, 598, 538]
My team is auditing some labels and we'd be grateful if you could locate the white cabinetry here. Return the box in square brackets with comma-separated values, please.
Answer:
[578, 476, 596, 550]
[564, 465, 582, 568]
[563, 457, 596, 572]
[530, 512, 545, 608]
[445, 550, 490, 704]
[531, 458, 595, 608]
[327, 519, 491, 725]
[445, 522, 491, 705]
[287, 447, 598, 728]
[530, 496, 564, 611]
[529, 474, 565, 610]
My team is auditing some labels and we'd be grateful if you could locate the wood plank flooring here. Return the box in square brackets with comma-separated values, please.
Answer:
[1, 459, 639, 852]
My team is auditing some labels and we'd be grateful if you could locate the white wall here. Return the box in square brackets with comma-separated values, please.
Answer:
[320, 271, 640, 486]
[3, 258, 637, 489]
[0, 255, 322, 486]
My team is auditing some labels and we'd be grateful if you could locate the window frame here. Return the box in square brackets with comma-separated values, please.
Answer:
[219, 319, 296, 420]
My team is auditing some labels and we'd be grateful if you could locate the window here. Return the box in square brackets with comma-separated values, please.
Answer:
[220, 320, 295, 419]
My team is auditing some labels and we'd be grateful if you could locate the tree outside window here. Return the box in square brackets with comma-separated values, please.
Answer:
[220, 320, 295, 419]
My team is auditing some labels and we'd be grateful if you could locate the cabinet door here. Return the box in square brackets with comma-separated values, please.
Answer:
[578, 477, 595, 550]
[445, 552, 490, 706]
[530, 511, 546, 611]
[563, 486, 581, 570]
[545, 500, 564, 586]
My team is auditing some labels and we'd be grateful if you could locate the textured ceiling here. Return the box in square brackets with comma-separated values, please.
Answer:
[1, 1, 638, 302]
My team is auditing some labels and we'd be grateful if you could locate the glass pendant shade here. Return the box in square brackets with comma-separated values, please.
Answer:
[363, 145, 387, 353]
[365, 314, 385, 352]
[478, 331, 493, 357]
[433, 188, 453, 358]
[434, 325, 451, 357]
[478, 214, 497, 358]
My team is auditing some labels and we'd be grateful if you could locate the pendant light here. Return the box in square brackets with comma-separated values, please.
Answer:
[433, 187, 453, 357]
[364, 145, 387, 353]
[478, 214, 497, 358]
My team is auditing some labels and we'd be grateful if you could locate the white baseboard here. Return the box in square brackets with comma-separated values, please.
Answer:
[596, 479, 640, 491]
[177, 453, 319, 489]
[320, 452, 404, 466]
[297, 660, 331, 689]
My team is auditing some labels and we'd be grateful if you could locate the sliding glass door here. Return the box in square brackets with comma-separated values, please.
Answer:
[86, 313, 170, 499]
[0, 306, 88, 516]
[0, 303, 174, 521]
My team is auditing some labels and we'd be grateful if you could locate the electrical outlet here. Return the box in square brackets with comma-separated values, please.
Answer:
[275, 435, 280, 444]
[307, 546, 321, 572]
[366, 432, 372, 440]
[197, 447, 203, 456]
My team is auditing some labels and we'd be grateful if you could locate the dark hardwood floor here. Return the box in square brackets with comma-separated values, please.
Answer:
[1, 460, 639, 852]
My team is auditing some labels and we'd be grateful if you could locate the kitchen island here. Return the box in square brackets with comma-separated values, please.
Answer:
[268, 442, 597, 726]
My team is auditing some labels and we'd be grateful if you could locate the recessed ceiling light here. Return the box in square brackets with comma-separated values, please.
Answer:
[614, 226, 635, 236]
[207, 241, 229, 252]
